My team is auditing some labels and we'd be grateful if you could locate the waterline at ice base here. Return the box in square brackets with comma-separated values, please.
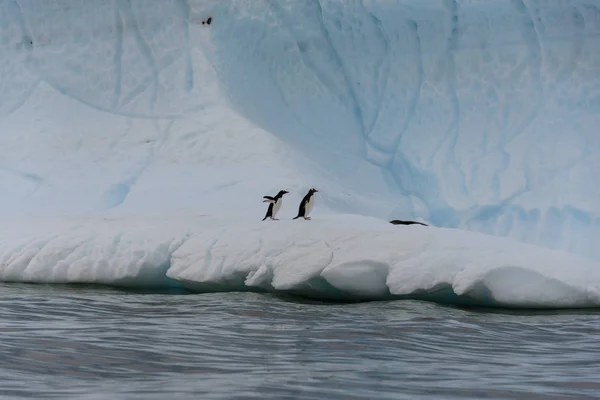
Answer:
[0, 0, 599, 308]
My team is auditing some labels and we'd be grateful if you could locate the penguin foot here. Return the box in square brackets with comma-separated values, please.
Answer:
[273, 218, 279, 220]
[304, 217, 311, 220]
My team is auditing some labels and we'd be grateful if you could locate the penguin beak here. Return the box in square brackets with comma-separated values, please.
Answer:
[314, 189, 318, 192]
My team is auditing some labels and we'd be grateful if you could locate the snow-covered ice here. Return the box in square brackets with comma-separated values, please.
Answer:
[0, 0, 599, 307]
[1, 215, 599, 308]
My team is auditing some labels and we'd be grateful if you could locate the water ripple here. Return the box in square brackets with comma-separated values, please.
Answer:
[0, 284, 599, 399]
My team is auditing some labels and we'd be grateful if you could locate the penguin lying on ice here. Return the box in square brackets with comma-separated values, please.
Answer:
[262, 190, 289, 221]
[389, 220, 428, 227]
[293, 188, 318, 220]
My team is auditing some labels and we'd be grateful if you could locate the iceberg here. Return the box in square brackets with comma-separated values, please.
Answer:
[1, 215, 599, 308]
[0, 0, 599, 307]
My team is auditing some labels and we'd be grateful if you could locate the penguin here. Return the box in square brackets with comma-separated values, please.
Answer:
[389, 219, 428, 227]
[293, 188, 318, 220]
[262, 190, 289, 221]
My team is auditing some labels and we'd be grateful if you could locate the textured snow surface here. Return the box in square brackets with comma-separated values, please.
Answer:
[1, 216, 599, 308]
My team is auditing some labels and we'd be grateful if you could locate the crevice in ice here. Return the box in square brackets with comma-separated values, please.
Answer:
[0, 163, 43, 189]
[367, 17, 424, 172]
[313, 0, 366, 137]
[112, 4, 124, 110]
[176, 0, 194, 92]
[11, 0, 32, 51]
[116, 0, 159, 113]
[0, 0, 40, 116]
[265, 0, 365, 139]
[564, 5, 584, 81]
[399, 19, 424, 148]
[505, 0, 544, 146]
[117, 55, 188, 116]
[442, 0, 468, 201]
[203, 239, 218, 274]
[358, 0, 390, 137]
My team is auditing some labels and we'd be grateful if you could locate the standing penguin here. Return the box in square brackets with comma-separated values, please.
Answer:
[293, 188, 318, 220]
[262, 190, 289, 221]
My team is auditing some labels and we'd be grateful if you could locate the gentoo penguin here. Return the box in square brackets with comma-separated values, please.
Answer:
[262, 190, 289, 221]
[293, 188, 318, 220]
[389, 219, 428, 227]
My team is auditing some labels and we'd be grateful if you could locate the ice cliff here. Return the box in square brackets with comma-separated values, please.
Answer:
[0, 0, 599, 261]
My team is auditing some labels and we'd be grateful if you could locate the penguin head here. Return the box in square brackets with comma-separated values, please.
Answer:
[309, 188, 318, 194]
[278, 190, 289, 196]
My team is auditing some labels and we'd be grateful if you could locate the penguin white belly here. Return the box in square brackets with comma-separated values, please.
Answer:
[272, 198, 283, 217]
[304, 196, 314, 216]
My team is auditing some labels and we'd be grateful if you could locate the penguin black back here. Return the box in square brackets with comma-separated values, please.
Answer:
[293, 188, 318, 220]
[262, 203, 274, 221]
[262, 190, 289, 221]
[389, 219, 428, 226]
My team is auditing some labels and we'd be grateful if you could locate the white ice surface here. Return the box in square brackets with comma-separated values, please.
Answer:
[1, 215, 599, 308]
[0, 0, 599, 259]
[0, 1, 599, 306]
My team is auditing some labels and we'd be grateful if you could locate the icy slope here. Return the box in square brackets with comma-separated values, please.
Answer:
[0, 0, 599, 260]
[0, 0, 398, 218]
[205, 0, 600, 258]
[1, 215, 599, 308]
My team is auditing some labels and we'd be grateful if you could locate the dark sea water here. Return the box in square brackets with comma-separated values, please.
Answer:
[0, 283, 599, 399]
